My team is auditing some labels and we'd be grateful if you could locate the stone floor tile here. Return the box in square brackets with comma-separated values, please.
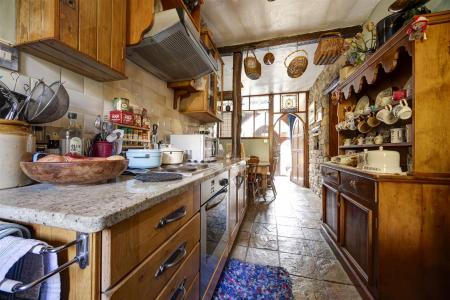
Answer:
[276, 216, 301, 227]
[302, 228, 325, 241]
[236, 231, 250, 246]
[252, 222, 277, 235]
[277, 225, 304, 239]
[298, 219, 322, 229]
[246, 248, 280, 266]
[315, 258, 353, 284]
[319, 281, 362, 300]
[254, 213, 277, 224]
[229, 245, 247, 260]
[307, 240, 335, 259]
[291, 276, 329, 300]
[249, 233, 278, 251]
[279, 252, 316, 277]
[278, 236, 311, 256]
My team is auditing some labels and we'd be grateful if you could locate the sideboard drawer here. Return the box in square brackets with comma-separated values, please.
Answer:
[102, 213, 201, 300]
[102, 187, 199, 290]
[322, 166, 339, 186]
[156, 244, 199, 300]
[340, 172, 375, 204]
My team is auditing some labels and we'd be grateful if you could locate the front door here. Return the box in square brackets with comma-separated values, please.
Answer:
[291, 117, 305, 186]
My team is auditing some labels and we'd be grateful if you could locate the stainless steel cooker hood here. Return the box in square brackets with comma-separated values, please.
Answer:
[126, 8, 218, 82]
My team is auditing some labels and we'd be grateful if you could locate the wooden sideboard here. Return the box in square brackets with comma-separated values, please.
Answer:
[321, 164, 450, 300]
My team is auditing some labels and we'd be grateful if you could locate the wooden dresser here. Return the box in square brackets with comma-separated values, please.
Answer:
[322, 11, 450, 300]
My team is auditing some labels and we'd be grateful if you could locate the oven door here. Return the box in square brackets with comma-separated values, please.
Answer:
[200, 185, 229, 295]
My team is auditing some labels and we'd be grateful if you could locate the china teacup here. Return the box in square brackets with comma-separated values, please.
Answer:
[367, 112, 380, 127]
[392, 99, 412, 120]
[344, 138, 352, 146]
[374, 134, 384, 144]
[376, 105, 399, 125]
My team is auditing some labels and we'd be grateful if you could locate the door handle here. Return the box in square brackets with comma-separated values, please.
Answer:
[205, 188, 227, 211]
[349, 180, 357, 189]
[155, 242, 187, 278]
[155, 206, 187, 229]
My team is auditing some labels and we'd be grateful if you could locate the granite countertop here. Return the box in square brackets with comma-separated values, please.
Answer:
[0, 160, 245, 233]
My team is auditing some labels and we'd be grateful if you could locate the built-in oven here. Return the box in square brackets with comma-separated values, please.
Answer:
[200, 171, 229, 296]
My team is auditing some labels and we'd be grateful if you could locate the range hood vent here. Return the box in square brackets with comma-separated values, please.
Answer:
[127, 8, 218, 82]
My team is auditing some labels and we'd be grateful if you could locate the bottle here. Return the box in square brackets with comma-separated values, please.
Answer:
[60, 112, 83, 155]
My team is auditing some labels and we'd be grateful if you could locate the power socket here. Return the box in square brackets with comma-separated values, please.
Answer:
[0, 42, 18, 71]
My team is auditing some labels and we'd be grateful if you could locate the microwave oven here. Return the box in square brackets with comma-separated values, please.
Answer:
[170, 134, 217, 162]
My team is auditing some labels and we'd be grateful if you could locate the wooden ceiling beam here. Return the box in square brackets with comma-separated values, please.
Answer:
[218, 25, 362, 56]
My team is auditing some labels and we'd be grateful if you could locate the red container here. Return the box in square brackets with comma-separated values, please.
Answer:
[92, 141, 113, 157]
[393, 89, 407, 101]
[110, 110, 134, 125]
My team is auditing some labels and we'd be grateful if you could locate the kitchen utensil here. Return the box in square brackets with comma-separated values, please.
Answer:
[135, 172, 182, 182]
[365, 136, 374, 144]
[151, 123, 158, 147]
[376, 105, 399, 125]
[285, 49, 308, 78]
[355, 96, 370, 117]
[392, 99, 412, 119]
[161, 147, 184, 164]
[393, 89, 407, 101]
[126, 149, 162, 169]
[390, 128, 405, 143]
[92, 141, 113, 157]
[367, 112, 381, 127]
[375, 87, 393, 108]
[94, 115, 102, 130]
[0, 79, 19, 120]
[363, 146, 402, 173]
[313, 32, 344, 65]
[244, 49, 261, 80]
[344, 138, 352, 146]
[357, 136, 365, 145]
[357, 117, 371, 133]
[0, 120, 35, 189]
[20, 159, 127, 184]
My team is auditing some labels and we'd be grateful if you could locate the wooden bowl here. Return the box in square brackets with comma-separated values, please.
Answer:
[20, 160, 128, 184]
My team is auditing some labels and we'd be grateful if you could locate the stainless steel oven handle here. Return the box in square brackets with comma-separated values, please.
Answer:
[155, 242, 187, 278]
[205, 188, 228, 211]
[170, 278, 187, 300]
[155, 206, 187, 228]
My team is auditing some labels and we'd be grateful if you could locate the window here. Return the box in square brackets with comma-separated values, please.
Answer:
[218, 92, 307, 138]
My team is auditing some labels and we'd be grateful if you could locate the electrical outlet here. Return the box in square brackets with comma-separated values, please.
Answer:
[0, 42, 18, 71]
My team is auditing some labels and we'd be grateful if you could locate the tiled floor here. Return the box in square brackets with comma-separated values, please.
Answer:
[230, 176, 362, 300]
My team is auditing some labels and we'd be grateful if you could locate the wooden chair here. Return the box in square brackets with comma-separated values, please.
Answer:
[265, 157, 279, 199]
[247, 163, 261, 202]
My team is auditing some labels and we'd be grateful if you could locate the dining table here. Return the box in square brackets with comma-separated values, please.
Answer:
[247, 161, 270, 196]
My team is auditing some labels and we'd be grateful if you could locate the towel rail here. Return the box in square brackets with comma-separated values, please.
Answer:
[11, 232, 89, 294]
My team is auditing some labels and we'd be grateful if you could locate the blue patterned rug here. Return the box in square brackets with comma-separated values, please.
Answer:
[213, 259, 293, 300]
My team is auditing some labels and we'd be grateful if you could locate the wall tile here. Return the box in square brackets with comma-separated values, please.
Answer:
[84, 77, 103, 99]
[61, 69, 84, 93]
[20, 53, 61, 84]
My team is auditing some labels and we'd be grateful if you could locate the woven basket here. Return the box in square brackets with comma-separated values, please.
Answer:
[263, 52, 275, 65]
[284, 49, 308, 78]
[313, 32, 344, 65]
[244, 50, 261, 80]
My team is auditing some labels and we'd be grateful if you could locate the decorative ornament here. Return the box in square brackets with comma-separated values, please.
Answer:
[407, 16, 428, 41]
[263, 48, 275, 65]
[331, 90, 344, 105]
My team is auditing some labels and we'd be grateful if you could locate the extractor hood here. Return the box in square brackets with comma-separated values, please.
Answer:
[126, 8, 218, 82]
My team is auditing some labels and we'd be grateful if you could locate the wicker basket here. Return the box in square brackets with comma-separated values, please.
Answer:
[244, 50, 261, 80]
[284, 49, 308, 78]
[263, 52, 275, 65]
[313, 32, 344, 65]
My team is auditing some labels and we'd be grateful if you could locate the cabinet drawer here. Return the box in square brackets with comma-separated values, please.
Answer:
[156, 245, 199, 300]
[102, 187, 199, 290]
[102, 213, 201, 300]
[322, 166, 339, 186]
[186, 273, 200, 300]
[340, 172, 375, 204]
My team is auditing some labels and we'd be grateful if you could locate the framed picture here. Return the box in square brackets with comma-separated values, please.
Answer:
[281, 94, 298, 113]
[308, 101, 315, 125]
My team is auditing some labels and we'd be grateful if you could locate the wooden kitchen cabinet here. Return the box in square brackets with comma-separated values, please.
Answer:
[16, 0, 127, 81]
[321, 183, 339, 243]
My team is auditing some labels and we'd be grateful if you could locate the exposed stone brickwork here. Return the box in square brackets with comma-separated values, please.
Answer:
[308, 56, 346, 196]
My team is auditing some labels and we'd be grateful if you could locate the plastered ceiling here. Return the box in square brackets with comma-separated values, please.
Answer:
[202, 0, 381, 47]
[204, 0, 381, 95]
[222, 44, 325, 95]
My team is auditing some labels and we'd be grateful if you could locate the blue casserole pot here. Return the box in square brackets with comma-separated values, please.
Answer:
[126, 149, 162, 169]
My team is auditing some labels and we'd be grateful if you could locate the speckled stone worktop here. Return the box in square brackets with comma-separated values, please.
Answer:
[0, 160, 245, 233]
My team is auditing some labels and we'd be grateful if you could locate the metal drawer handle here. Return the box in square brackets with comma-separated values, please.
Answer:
[350, 180, 357, 189]
[170, 278, 187, 300]
[155, 206, 187, 229]
[63, 0, 76, 9]
[325, 172, 337, 178]
[155, 242, 187, 278]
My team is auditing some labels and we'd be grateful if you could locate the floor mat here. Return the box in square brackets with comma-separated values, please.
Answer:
[213, 258, 293, 300]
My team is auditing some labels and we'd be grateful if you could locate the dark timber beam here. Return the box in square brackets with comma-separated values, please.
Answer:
[232, 52, 243, 159]
[218, 25, 362, 56]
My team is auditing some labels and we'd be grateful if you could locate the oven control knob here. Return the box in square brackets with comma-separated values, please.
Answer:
[219, 178, 228, 186]
[201, 160, 205, 163]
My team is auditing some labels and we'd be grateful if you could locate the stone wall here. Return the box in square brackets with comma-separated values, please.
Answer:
[308, 56, 346, 196]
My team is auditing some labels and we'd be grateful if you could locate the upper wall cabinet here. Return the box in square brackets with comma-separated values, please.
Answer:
[16, 0, 129, 82]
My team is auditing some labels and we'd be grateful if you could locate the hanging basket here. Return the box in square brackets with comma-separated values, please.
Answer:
[244, 50, 261, 80]
[263, 52, 275, 65]
[313, 32, 344, 65]
[284, 49, 308, 78]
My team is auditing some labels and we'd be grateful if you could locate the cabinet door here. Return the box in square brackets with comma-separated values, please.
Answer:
[340, 193, 373, 284]
[111, 0, 126, 73]
[322, 183, 339, 242]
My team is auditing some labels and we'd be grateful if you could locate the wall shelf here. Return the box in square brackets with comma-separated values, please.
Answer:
[339, 142, 412, 149]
